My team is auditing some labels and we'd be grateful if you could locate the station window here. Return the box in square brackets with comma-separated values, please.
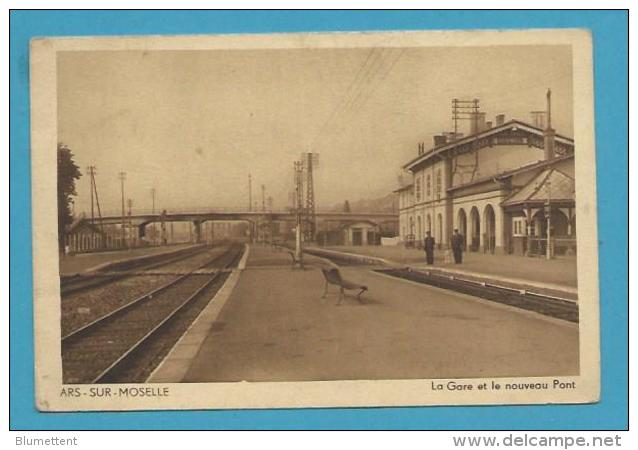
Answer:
[512, 218, 526, 236]
[426, 174, 431, 198]
[436, 170, 442, 199]
[415, 176, 422, 202]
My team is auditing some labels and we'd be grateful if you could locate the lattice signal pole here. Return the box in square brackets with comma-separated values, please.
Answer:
[303, 152, 319, 242]
[546, 180, 552, 260]
[294, 160, 304, 268]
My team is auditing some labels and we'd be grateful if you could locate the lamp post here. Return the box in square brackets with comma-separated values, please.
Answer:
[546, 180, 552, 260]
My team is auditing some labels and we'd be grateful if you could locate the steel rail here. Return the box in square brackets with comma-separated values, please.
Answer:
[60, 245, 210, 296]
[61, 244, 243, 384]
[91, 244, 243, 383]
[376, 268, 578, 323]
[61, 245, 236, 343]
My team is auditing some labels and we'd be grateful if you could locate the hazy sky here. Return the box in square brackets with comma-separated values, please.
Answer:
[57, 45, 573, 215]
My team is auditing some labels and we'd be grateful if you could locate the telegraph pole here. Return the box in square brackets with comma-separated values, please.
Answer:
[92, 169, 103, 234]
[118, 172, 126, 248]
[127, 198, 133, 249]
[248, 173, 252, 211]
[86, 166, 104, 242]
[268, 195, 274, 245]
[87, 166, 96, 226]
[151, 188, 156, 245]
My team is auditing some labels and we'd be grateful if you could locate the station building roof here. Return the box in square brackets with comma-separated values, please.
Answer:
[446, 154, 574, 193]
[403, 119, 574, 172]
[392, 183, 414, 193]
[502, 167, 575, 207]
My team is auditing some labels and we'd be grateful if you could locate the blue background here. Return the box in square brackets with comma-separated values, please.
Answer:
[9, 10, 628, 430]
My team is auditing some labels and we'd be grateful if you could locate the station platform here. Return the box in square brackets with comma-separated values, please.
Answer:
[321, 245, 578, 294]
[58, 243, 198, 275]
[154, 244, 578, 383]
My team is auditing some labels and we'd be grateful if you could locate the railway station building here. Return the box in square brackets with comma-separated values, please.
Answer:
[396, 104, 576, 257]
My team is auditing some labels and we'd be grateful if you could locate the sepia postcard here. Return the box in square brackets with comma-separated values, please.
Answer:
[30, 29, 600, 411]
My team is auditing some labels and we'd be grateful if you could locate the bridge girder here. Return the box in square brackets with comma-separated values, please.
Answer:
[85, 212, 399, 239]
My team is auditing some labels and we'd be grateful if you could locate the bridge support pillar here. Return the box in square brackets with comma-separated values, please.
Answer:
[249, 222, 256, 243]
[193, 220, 202, 243]
[138, 224, 147, 240]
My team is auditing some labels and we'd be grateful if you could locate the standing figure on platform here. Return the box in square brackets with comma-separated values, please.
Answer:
[424, 231, 435, 265]
[452, 229, 464, 264]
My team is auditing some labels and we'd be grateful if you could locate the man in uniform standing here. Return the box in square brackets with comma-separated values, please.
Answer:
[452, 228, 464, 264]
[424, 231, 435, 265]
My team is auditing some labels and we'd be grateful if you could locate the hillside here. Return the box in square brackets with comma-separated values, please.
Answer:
[328, 193, 398, 213]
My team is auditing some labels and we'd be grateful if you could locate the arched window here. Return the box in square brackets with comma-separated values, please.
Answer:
[436, 170, 442, 199]
[426, 174, 431, 198]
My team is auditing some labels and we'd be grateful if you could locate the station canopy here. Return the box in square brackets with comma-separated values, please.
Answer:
[502, 167, 575, 207]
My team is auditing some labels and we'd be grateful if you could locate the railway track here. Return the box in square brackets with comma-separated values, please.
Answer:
[62, 243, 244, 384]
[376, 268, 578, 323]
[60, 245, 210, 297]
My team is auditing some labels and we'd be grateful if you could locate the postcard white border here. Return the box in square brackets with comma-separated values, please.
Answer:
[30, 29, 599, 411]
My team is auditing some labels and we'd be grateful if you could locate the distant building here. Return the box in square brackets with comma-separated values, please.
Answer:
[65, 217, 107, 253]
[340, 220, 381, 246]
[397, 108, 576, 257]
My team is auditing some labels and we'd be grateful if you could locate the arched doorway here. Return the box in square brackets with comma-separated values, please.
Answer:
[532, 209, 569, 238]
[417, 215, 422, 241]
[484, 204, 496, 253]
[531, 209, 571, 256]
[436, 213, 443, 248]
[552, 210, 569, 236]
[469, 207, 480, 252]
[457, 208, 467, 250]
[426, 214, 432, 234]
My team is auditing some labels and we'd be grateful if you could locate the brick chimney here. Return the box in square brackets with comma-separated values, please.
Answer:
[543, 88, 555, 160]
[476, 112, 486, 132]
[495, 114, 505, 126]
[433, 135, 447, 147]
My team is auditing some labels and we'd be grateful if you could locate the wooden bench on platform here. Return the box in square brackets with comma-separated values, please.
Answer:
[286, 250, 304, 269]
[320, 267, 367, 305]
